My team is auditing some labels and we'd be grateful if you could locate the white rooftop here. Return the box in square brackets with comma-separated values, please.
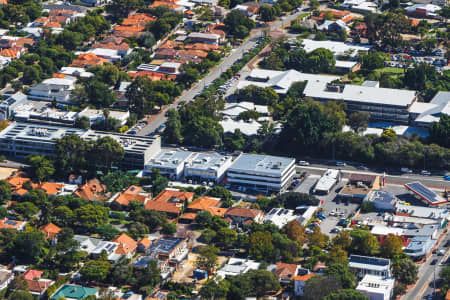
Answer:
[315, 169, 339, 193]
[343, 85, 416, 107]
[146, 149, 193, 169]
[216, 258, 260, 277]
[301, 39, 372, 56]
[356, 275, 395, 295]
[264, 207, 297, 229]
[220, 118, 262, 136]
[228, 153, 295, 177]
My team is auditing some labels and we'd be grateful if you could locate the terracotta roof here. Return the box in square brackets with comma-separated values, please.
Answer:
[121, 13, 156, 26]
[145, 189, 194, 216]
[114, 25, 147, 33]
[138, 237, 151, 248]
[149, 1, 180, 9]
[34, 17, 49, 24]
[180, 212, 197, 220]
[0, 48, 21, 58]
[71, 53, 108, 67]
[188, 196, 223, 216]
[40, 223, 62, 240]
[112, 233, 137, 255]
[274, 262, 298, 279]
[446, 290, 450, 300]
[15, 38, 34, 47]
[184, 43, 219, 51]
[0, 217, 26, 229]
[44, 22, 62, 28]
[24, 270, 43, 281]
[0, 0, 7, 5]
[74, 178, 106, 201]
[49, 15, 69, 24]
[129, 71, 177, 81]
[92, 41, 130, 52]
[14, 188, 29, 196]
[318, 10, 350, 19]
[7, 176, 31, 189]
[27, 279, 54, 293]
[114, 185, 150, 206]
[224, 207, 262, 219]
[159, 40, 182, 50]
[180, 49, 208, 58]
[38, 182, 63, 195]
[341, 15, 353, 23]
[294, 274, 316, 282]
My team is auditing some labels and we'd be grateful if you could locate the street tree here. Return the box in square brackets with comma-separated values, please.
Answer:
[196, 245, 219, 271]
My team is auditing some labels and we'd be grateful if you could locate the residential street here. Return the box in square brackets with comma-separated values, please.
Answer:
[137, 9, 308, 137]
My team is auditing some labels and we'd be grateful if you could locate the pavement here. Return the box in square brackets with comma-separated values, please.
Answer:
[137, 8, 308, 137]
[296, 164, 450, 189]
[403, 238, 450, 300]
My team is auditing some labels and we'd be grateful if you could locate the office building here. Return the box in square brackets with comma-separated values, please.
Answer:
[226, 153, 296, 193]
[305, 82, 417, 123]
[404, 236, 435, 261]
[184, 152, 232, 184]
[0, 122, 161, 169]
[144, 149, 194, 180]
[409, 91, 450, 127]
[356, 275, 395, 300]
[349, 255, 391, 278]
[365, 190, 397, 211]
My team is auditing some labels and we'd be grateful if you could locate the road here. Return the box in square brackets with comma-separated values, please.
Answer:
[137, 8, 307, 136]
[402, 239, 450, 300]
[296, 165, 450, 188]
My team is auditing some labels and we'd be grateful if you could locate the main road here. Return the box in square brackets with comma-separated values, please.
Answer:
[137, 8, 308, 136]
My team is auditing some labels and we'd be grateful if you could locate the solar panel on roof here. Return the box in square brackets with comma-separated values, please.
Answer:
[405, 182, 446, 205]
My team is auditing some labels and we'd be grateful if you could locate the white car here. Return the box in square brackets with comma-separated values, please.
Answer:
[329, 211, 336, 216]
[298, 160, 310, 166]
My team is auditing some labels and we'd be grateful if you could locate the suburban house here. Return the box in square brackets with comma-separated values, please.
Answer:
[216, 258, 260, 278]
[224, 207, 264, 226]
[147, 237, 188, 264]
[294, 273, 316, 297]
[24, 270, 54, 297]
[180, 196, 226, 223]
[74, 179, 107, 201]
[27, 76, 77, 103]
[137, 237, 152, 253]
[40, 223, 62, 243]
[187, 32, 221, 45]
[145, 189, 194, 219]
[0, 217, 27, 230]
[356, 275, 395, 300]
[272, 262, 299, 285]
[110, 185, 151, 209]
[111, 233, 138, 258]
[71, 53, 108, 68]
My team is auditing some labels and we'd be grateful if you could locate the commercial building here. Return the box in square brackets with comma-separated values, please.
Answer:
[187, 32, 221, 44]
[144, 149, 193, 180]
[339, 173, 380, 201]
[365, 190, 397, 211]
[263, 208, 297, 229]
[404, 236, 435, 261]
[404, 181, 447, 206]
[0, 122, 161, 169]
[305, 82, 417, 123]
[301, 39, 372, 57]
[349, 255, 391, 278]
[356, 275, 395, 300]
[226, 153, 296, 193]
[184, 152, 232, 184]
[0, 92, 27, 120]
[221, 101, 269, 119]
[314, 169, 340, 195]
[410, 91, 450, 127]
[237, 69, 339, 95]
[77, 108, 130, 126]
[395, 203, 449, 227]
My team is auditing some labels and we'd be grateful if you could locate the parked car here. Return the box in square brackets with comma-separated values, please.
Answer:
[421, 170, 431, 176]
[438, 249, 446, 256]
[317, 213, 326, 220]
[401, 167, 413, 173]
[357, 165, 368, 170]
[298, 160, 310, 166]
[331, 227, 341, 233]
[329, 211, 336, 216]
[431, 258, 438, 265]
[336, 161, 346, 166]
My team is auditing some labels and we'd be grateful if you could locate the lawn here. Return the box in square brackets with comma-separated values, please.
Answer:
[373, 67, 406, 76]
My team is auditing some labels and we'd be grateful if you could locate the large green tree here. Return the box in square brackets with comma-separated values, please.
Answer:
[429, 115, 450, 148]
[80, 259, 112, 282]
[164, 109, 184, 145]
[27, 155, 55, 182]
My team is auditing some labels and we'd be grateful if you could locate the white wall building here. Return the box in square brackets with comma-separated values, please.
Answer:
[227, 153, 296, 193]
[314, 169, 340, 195]
[77, 108, 130, 126]
[144, 149, 194, 180]
[28, 76, 77, 103]
[356, 275, 395, 300]
[184, 152, 233, 184]
[216, 258, 260, 278]
[263, 208, 297, 229]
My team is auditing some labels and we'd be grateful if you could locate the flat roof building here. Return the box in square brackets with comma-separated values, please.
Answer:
[404, 181, 447, 206]
[349, 255, 391, 278]
[227, 153, 296, 193]
[263, 208, 297, 229]
[356, 275, 395, 300]
[404, 236, 435, 261]
[0, 122, 161, 169]
[314, 169, 340, 195]
[184, 152, 232, 184]
[301, 39, 372, 57]
[144, 149, 194, 180]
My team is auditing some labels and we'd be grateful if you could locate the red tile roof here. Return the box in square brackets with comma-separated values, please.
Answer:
[38, 182, 63, 195]
[71, 53, 108, 67]
[145, 189, 194, 216]
[74, 179, 106, 201]
[112, 233, 137, 255]
[114, 185, 150, 206]
[40, 223, 62, 240]
[24, 270, 43, 281]
[274, 262, 298, 279]
[294, 274, 316, 282]
[27, 279, 54, 294]
[129, 71, 177, 81]
[138, 237, 152, 248]
[224, 207, 262, 219]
